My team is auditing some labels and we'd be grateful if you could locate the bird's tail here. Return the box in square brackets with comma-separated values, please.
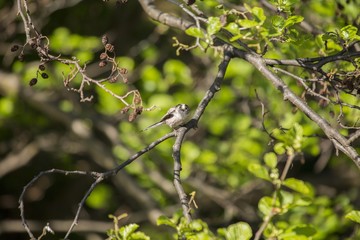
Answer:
[141, 121, 164, 132]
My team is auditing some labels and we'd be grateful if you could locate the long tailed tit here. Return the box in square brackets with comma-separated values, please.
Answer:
[142, 104, 190, 131]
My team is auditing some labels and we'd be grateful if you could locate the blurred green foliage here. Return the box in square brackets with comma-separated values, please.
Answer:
[1, 0, 360, 239]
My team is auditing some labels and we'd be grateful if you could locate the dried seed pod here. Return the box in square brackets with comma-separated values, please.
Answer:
[134, 95, 141, 105]
[102, 35, 109, 45]
[119, 68, 128, 74]
[11, 45, 20, 52]
[120, 106, 130, 114]
[100, 52, 108, 60]
[30, 41, 37, 49]
[99, 60, 107, 67]
[18, 53, 24, 62]
[41, 73, 49, 79]
[135, 106, 143, 115]
[128, 112, 136, 122]
[39, 64, 46, 71]
[29, 78, 38, 86]
[105, 43, 114, 52]
[109, 77, 117, 83]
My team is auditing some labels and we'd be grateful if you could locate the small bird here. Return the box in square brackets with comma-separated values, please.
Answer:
[142, 104, 190, 131]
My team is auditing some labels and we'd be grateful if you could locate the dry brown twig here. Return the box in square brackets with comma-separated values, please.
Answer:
[14, 0, 157, 122]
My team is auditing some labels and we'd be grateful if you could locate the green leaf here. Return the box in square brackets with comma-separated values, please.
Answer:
[189, 220, 204, 231]
[185, 27, 205, 38]
[284, 15, 304, 28]
[272, 15, 285, 29]
[322, 32, 339, 42]
[292, 123, 303, 151]
[120, 224, 139, 239]
[274, 143, 286, 155]
[130, 231, 150, 240]
[279, 190, 294, 210]
[252, 7, 266, 24]
[224, 222, 253, 240]
[284, 224, 317, 238]
[345, 210, 360, 224]
[283, 178, 312, 195]
[293, 197, 312, 207]
[341, 25, 360, 41]
[157, 215, 177, 228]
[258, 196, 276, 216]
[207, 17, 222, 36]
[248, 163, 270, 181]
[237, 19, 259, 28]
[225, 22, 240, 35]
[264, 152, 277, 168]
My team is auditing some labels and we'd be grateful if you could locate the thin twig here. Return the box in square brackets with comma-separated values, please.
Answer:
[254, 153, 296, 240]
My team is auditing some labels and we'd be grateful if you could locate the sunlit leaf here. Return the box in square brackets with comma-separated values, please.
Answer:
[264, 152, 277, 168]
[120, 223, 139, 239]
[283, 178, 312, 196]
[258, 196, 275, 216]
[157, 215, 177, 228]
[237, 19, 259, 28]
[272, 15, 285, 29]
[284, 15, 304, 28]
[248, 163, 270, 181]
[225, 22, 240, 35]
[252, 7, 266, 24]
[185, 27, 205, 38]
[224, 222, 253, 240]
[274, 143, 286, 155]
[345, 210, 360, 224]
[341, 25, 360, 41]
[207, 17, 222, 36]
[285, 224, 317, 237]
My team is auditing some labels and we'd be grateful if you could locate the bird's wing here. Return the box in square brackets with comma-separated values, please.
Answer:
[141, 106, 176, 132]
[159, 107, 176, 122]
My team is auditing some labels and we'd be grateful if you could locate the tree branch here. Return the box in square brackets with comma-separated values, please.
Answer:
[232, 48, 360, 168]
[171, 47, 232, 220]
[138, 0, 194, 31]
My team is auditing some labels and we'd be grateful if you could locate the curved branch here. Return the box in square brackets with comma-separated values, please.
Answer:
[138, 0, 194, 31]
[19, 169, 97, 239]
[19, 132, 174, 239]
